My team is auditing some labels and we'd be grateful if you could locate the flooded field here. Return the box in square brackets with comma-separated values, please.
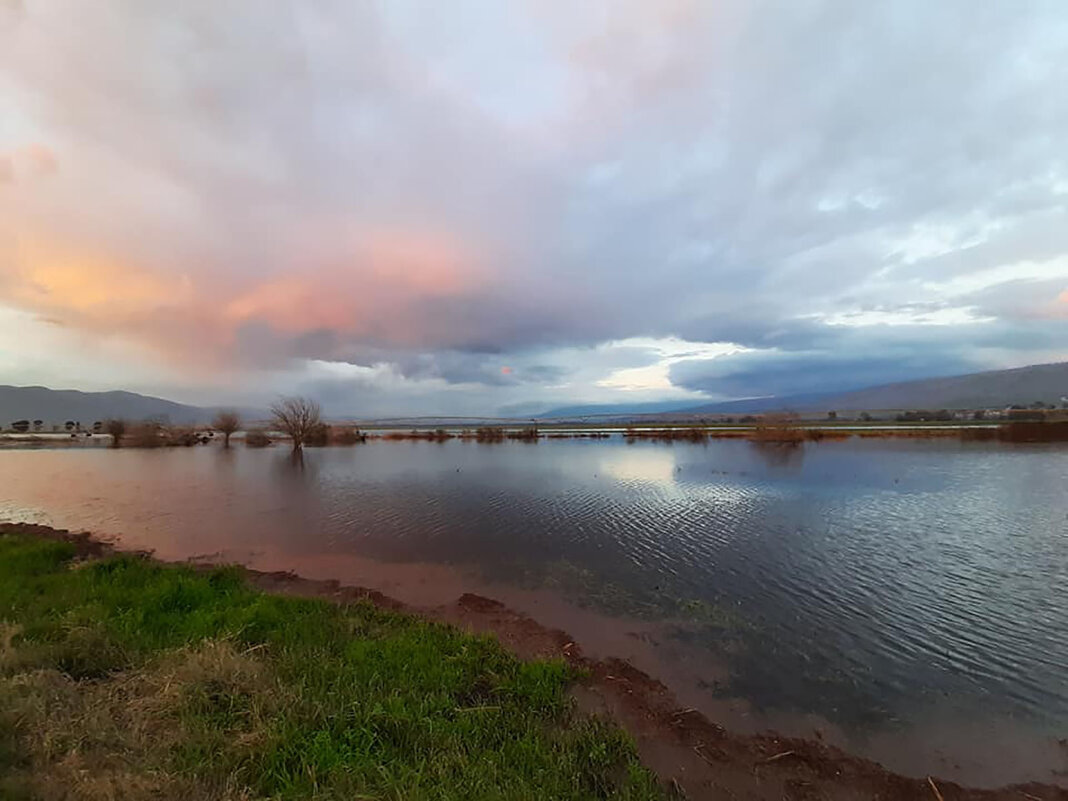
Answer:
[1, 437, 1065, 787]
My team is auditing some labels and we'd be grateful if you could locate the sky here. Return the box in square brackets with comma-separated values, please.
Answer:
[2, 0, 1067, 416]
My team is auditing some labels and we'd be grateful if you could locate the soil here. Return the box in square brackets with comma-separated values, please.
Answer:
[5, 522, 1066, 801]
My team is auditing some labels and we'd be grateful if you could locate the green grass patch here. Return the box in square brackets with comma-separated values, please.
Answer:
[0, 532, 662, 800]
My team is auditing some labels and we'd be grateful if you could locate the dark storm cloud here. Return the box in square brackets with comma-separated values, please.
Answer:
[671, 316, 1068, 398]
[671, 350, 979, 398]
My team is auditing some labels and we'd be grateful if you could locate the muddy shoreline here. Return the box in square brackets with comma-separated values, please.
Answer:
[4, 522, 1065, 801]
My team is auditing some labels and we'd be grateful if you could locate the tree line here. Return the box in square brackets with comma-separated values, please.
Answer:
[6, 396, 335, 454]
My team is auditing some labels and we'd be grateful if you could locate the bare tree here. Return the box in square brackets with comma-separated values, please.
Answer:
[270, 396, 321, 452]
[212, 410, 241, 448]
[105, 419, 127, 448]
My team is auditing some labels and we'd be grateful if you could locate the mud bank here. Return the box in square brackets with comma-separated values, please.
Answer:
[4, 522, 1065, 801]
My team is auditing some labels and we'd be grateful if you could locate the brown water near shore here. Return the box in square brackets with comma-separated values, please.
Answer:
[6, 522, 1065, 801]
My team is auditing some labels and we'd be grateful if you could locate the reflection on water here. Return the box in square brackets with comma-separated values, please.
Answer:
[1, 437, 1066, 787]
[747, 439, 806, 469]
[600, 447, 679, 484]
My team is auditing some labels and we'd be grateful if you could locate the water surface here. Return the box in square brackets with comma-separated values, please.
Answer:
[1, 437, 1065, 786]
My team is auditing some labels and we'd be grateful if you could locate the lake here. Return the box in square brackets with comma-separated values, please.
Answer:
[1, 437, 1066, 787]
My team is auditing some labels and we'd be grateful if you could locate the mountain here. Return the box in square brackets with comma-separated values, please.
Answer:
[534, 362, 1068, 421]
[683, 362, 1068, 414]
[537, 400, 701, 419]
[676, 392, 835, 415]
[0, 385, 239, 426]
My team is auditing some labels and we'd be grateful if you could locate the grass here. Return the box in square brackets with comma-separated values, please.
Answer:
[0, 532, 662, 801]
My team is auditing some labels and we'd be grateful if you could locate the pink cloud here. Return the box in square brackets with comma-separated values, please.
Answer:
[23, 143, 57, 175]
[0, 225, 490, 371]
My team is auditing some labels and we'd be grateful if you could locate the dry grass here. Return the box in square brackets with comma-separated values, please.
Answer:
[329, 426, 366, 445]
[624, 428, 711, 442]
[798, 428, 853, 442]
[377, 429, 453, 442]
[747, 426, 807, 443]
[163, 426, 203, 447]
[475, 427, 505, 442]
[0, 639, 275, 800]
[852, 427, 962, 438]
[506, 427, 540, 442]
[126, 422, 165, 448]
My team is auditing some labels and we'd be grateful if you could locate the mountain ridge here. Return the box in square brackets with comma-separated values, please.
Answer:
[5, 360, 1068, 426]
[688, 361, 1068, 414]
[539, 362, 1068, 419]
[0, 385, 252, 426]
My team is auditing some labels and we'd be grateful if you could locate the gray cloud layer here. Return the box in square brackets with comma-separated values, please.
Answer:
[1, 1, 1066, 412]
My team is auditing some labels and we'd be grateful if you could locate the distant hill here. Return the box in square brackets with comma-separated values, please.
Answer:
[538, 400, 701, 419]
[0, 385, 241, 426]
[682, 362, 1068, 414]
[534, 362, 1068, 421]
[677, 392, 834, 415]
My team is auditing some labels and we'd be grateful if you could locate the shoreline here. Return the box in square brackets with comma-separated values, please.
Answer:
[3, 417, 1062, 451]
[5, 521, 1064, 801]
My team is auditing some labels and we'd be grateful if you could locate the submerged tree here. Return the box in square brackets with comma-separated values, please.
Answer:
[270, 396, 322, 452]
[104, 419, 127, 448]
[212, 410, 241, 448]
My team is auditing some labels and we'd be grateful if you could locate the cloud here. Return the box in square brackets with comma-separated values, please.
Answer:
[0, 1, 1067, 411]
[671, 348, 981, 399]
[670, 316, 1068, 399]
[23, 143, 56, 175]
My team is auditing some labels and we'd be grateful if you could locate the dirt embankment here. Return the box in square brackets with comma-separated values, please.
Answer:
[6, 522, 1065, 801]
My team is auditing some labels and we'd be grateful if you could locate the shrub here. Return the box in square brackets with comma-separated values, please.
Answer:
[623, 428, 708, 442]
[304, 422, 330, 447]
[749, 426, 805, 443]
[104, 419, 127, 448]
[331, 426, 365, 445]
[245, 429, 272, 448]
[163, 426, 200, 447]
[127, 423, 164, 448]
[506, 427, 540, 442]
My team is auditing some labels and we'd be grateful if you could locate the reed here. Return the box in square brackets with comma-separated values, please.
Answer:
[624, 428, 709, 442]
[475, 427, 506, 442]
[506, 427, 541, 442]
